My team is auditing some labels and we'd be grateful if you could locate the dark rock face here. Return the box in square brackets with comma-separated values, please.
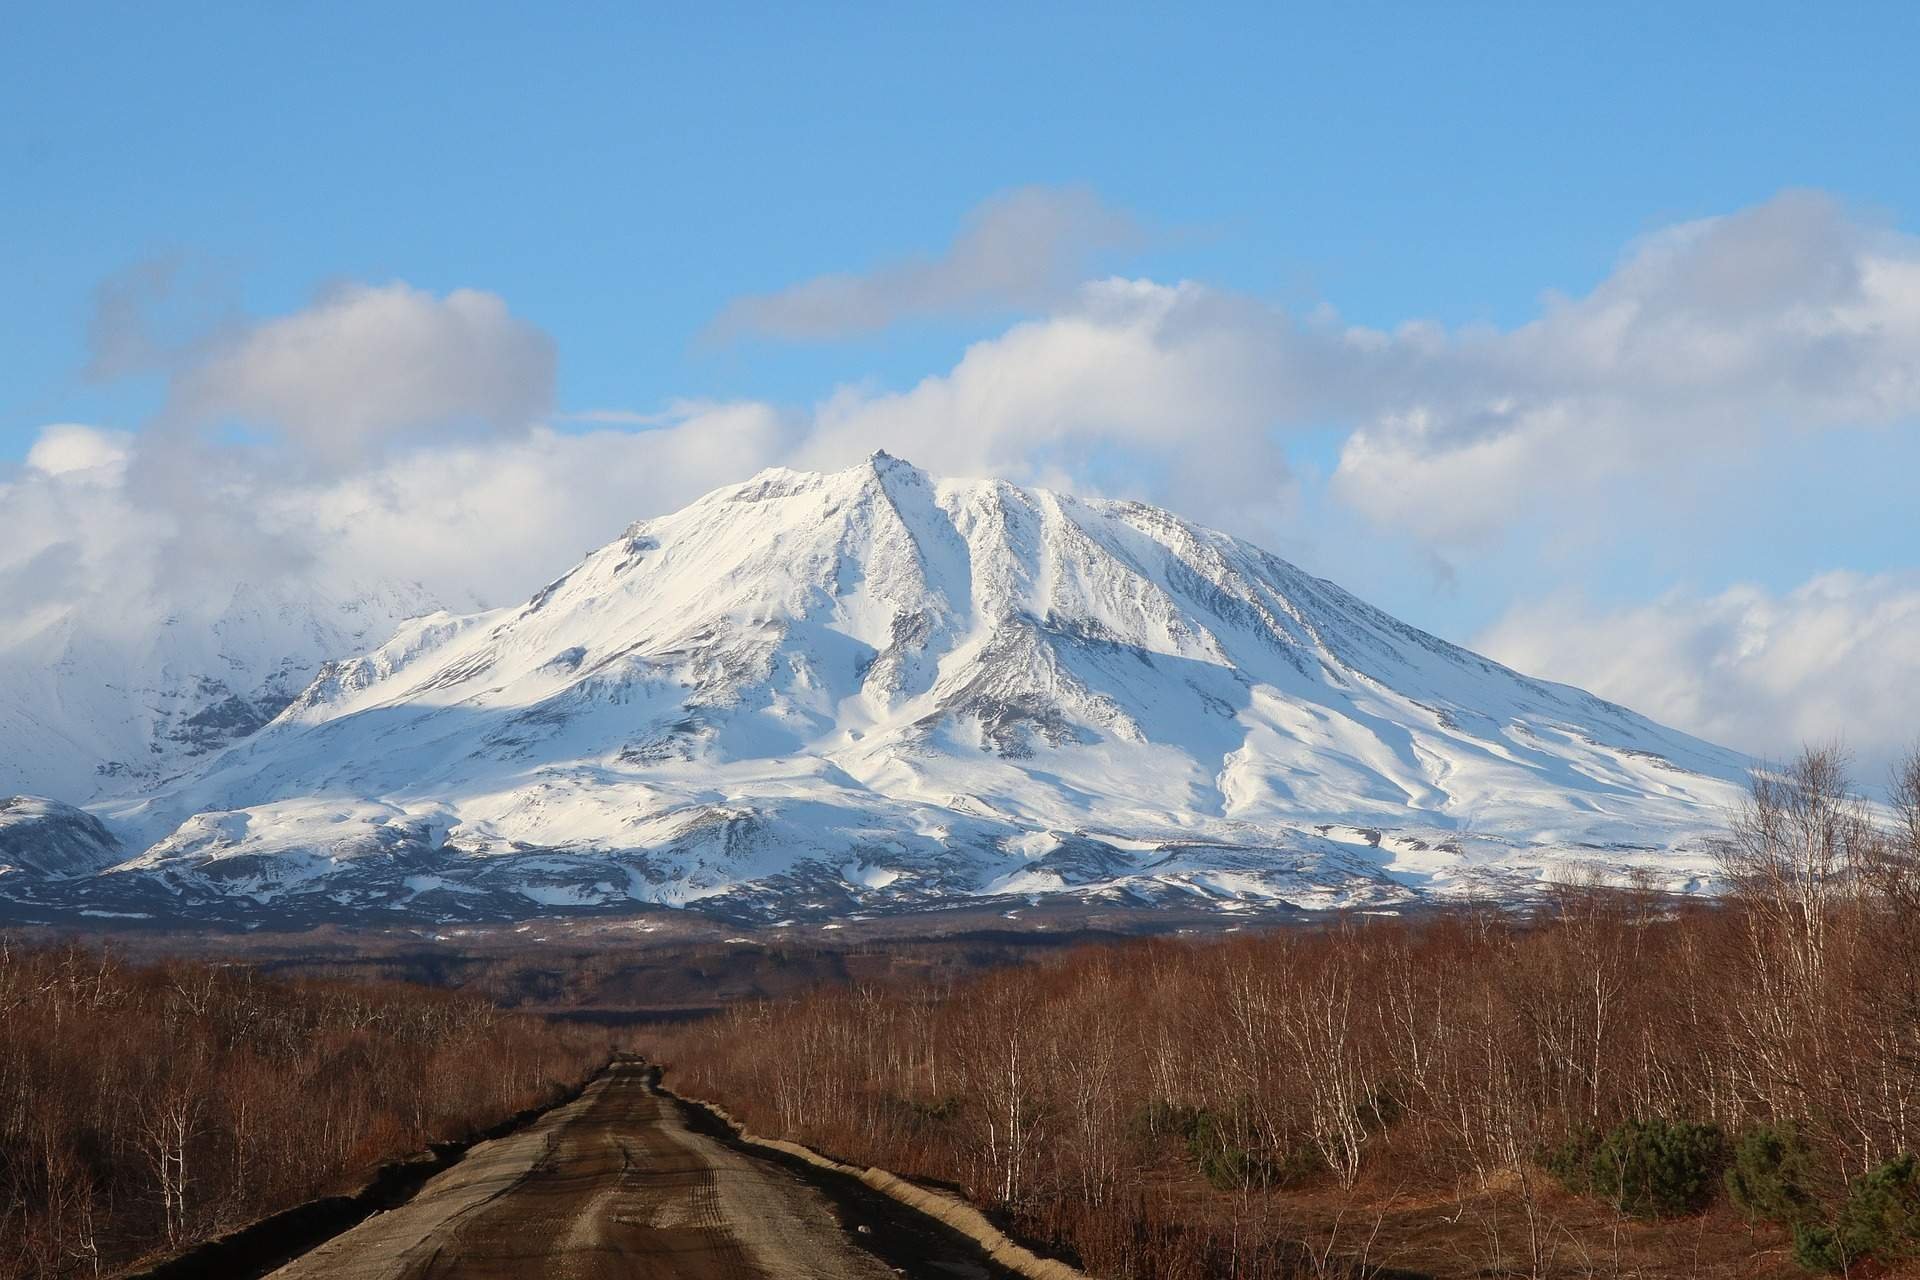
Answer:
[174, 690, 296, 751]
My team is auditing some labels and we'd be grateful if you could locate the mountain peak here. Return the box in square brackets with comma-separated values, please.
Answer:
[860, 447, 929, 486]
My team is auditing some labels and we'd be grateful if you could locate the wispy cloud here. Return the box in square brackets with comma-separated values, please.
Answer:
[1329, 190, 1920, 546]
[554, 408, 675, 426]
[81, 254, 239, 382]
[708, 185, 1143, 341]
[1478, 573, 1920, 775]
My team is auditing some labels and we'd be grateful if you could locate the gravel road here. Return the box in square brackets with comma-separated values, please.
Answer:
[268, 1062, 954, 1279]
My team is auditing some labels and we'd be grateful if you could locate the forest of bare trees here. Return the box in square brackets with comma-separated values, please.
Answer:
[0, 944, 611, 1278]
[650, 748, 1920, 1279]
[8, 746, 1918, 1279]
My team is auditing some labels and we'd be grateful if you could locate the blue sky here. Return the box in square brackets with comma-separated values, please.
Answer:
[4, 3, 1920, 769]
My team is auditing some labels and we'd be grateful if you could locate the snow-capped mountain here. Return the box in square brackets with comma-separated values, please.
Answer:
[4, 455, 1752, 923]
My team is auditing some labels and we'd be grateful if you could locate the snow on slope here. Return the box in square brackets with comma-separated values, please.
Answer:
[0, 797, 122, 879]
[0, 578, 435, 804]
[65, 454, 1747, 921]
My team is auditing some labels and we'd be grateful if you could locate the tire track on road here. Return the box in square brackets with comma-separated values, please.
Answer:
[269, 1062, 907, 1280]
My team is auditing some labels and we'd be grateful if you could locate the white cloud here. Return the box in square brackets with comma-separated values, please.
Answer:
[1, 279, 766, 668]
[0, 403, 792, 684]
[171, 282, 555, 463]
[779, 278, 1309, 528]
[1477, 573, 1920, 774]
[286, 404, 793, 604]
[1330, 190, 1920, 544]
[710, 185, 1142, 341]
[25, 425, 132, 477]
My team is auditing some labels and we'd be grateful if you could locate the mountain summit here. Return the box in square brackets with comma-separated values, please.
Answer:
[6, 456, 1749, 923]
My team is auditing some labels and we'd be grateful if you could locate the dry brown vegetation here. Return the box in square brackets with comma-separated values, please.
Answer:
[29, 921, 1100, 1025]
[0, 944, 613, 1278]
[650, 747, 1920, 1279]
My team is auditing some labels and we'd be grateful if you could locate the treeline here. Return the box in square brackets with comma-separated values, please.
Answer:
[0, 943, 612, 1278]
[650, 747, 1920, 1279]
[243, 932, 1044, 1015]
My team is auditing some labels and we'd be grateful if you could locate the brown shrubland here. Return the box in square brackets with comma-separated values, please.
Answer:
[0, 944, 610, 1278]
[650, 746, 1920, 1278]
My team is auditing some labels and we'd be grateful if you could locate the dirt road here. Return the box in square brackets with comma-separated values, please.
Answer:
[270, 1062, 989, 1280]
